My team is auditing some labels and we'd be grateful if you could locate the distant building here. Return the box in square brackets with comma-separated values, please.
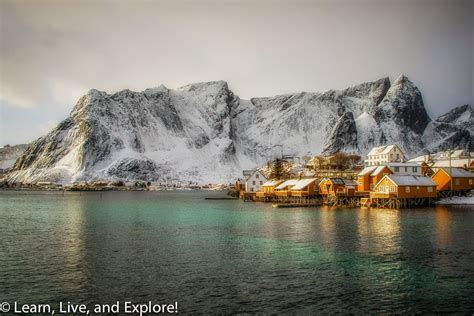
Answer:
[431, 167, 474, 192]
[409, 149, 473, 172]
[385, 162, 422, 176]
[365, 145, 405, 166]
[243, 170, 267, 193]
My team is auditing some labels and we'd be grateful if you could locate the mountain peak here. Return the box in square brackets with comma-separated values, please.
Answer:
[393, 74, 410, 85]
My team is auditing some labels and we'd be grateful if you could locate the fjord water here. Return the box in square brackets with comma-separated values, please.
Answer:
[1, 191, 474, 314]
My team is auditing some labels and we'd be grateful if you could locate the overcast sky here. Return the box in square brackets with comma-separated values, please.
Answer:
[0, 0, 473, 146]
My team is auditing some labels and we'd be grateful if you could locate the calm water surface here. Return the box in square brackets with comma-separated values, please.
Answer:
[1, 190, 474, 314]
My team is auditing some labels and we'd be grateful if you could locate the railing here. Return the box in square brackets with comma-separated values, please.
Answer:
[370, 192, 397, 199]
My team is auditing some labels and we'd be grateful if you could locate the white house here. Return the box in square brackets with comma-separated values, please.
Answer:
[243, 170, 268, 193]
[365, 144, 406, 166]
[385, 162, 422, 176]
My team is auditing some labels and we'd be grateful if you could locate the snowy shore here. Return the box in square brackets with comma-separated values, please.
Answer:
[435, 196, 474, 205]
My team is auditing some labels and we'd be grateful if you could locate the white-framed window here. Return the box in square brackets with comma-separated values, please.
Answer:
[385, 185, 389, 192]
[260, 181, 263, 185]
[405, 187, 410, 193]
[390, 185, 395, 192]
[469, 179, 473, 185]
[256, 174, 259, 179]
[427, 186, 433, 192]
[416, 186, 420, 190]
[413, 167, 418, 173]
[394, 166, 400, 172]
[252, 180, 255, 185]
[455, 179, 460, 185]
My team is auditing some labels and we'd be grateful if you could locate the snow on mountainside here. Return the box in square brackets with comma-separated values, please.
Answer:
[0, 144, 28, 170]
[4, 75, 473, 184]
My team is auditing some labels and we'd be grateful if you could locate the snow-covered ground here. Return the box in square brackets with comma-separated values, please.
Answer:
[435, 196, 474, 205]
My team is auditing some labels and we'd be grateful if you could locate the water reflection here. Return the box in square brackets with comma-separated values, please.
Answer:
[357, 209, 401, 255]
[434, 205, 451, 249]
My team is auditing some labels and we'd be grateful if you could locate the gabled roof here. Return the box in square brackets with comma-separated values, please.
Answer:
[438, 167, 474, 178]
[290, 178, 318, 191]
[432, 159, 471, 168]
[327, 178, 345, 185]
[367, 144, 401, 156]
[371, 165, 391, 176]
[343, 179, 358, 186]
[243, 169, 266, 181]
[384, 174, 436, 186]
[358, 166, 390, 176]
[385, 162, 419, 167]
[358, 166, 377, 176]
[275, 179, 299, 190]
[262, 179, 284, 187]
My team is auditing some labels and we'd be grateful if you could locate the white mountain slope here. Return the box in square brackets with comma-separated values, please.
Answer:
[4, 75, 473, 184]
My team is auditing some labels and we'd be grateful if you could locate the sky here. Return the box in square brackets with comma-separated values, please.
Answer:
[0, 0, 473, 146]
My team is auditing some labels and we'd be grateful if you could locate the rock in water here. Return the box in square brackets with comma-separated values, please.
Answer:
[5, 76, 473, 184]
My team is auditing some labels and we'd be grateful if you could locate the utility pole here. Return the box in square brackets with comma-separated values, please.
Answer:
[449, 149, 453, 198]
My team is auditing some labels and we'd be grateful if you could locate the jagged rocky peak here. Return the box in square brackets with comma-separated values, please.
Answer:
[370, 74, 431, 155]
[436, 104, 472, 125]
[323, 111, 358, 155]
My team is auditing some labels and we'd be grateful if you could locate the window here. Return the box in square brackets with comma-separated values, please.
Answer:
[428, 186, 433, 192]
[470, 179, 473, 185]
[370, 184, 374, 190]
[260, 181, 263, 185]
[394, 166, 400, 172]
[396, 154, 400, 159]
[413, 167, 418, 173]
[390, 185, 395, 192]
[256, 174, 259, 179]
[252, 181, 256, 185]
[416, 186, 420, 190]
[390, 154, 393, 159]
[405, 167, 408, 172]
[251, 188, 254, 192]
[455, 179, 460, 185]
[385, 185, 389, 192]
[405, 187, 410, 193]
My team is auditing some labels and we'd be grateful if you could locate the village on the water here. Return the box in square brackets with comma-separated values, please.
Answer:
[230, 145, 474, 209]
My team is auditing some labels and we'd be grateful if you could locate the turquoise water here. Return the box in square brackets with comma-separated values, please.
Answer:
[1, 190, 474, 314]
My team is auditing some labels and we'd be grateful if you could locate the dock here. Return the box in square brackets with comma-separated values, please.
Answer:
[272, 203, 321, 208]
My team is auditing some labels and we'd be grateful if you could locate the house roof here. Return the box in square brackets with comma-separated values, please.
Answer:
[439, 167, 474, 178]
[367, 145, 400, 156]
[432, 159, 472, 168]
[343, 179, 358, 186]
[243, 169, 266, 181]
[326, 178, 345, 185]
[385, 174, 436, 186]
[371, 166, 391, 176]
[290, 178, 318, 191]
[262, 179, 284, 187]
[275, 180, 299, 190]
[242, 169, 255, 177]
[358, 166, 390, 176]
[385, 162, 419, 167]
[358, 166, 377, 176]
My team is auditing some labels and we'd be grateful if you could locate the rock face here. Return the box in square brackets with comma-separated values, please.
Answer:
[5, 75, 473, 184]
[0, 144, 28, 171]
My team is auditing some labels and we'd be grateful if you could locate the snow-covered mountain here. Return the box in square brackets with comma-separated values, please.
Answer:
[4, 75, 473, 184]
